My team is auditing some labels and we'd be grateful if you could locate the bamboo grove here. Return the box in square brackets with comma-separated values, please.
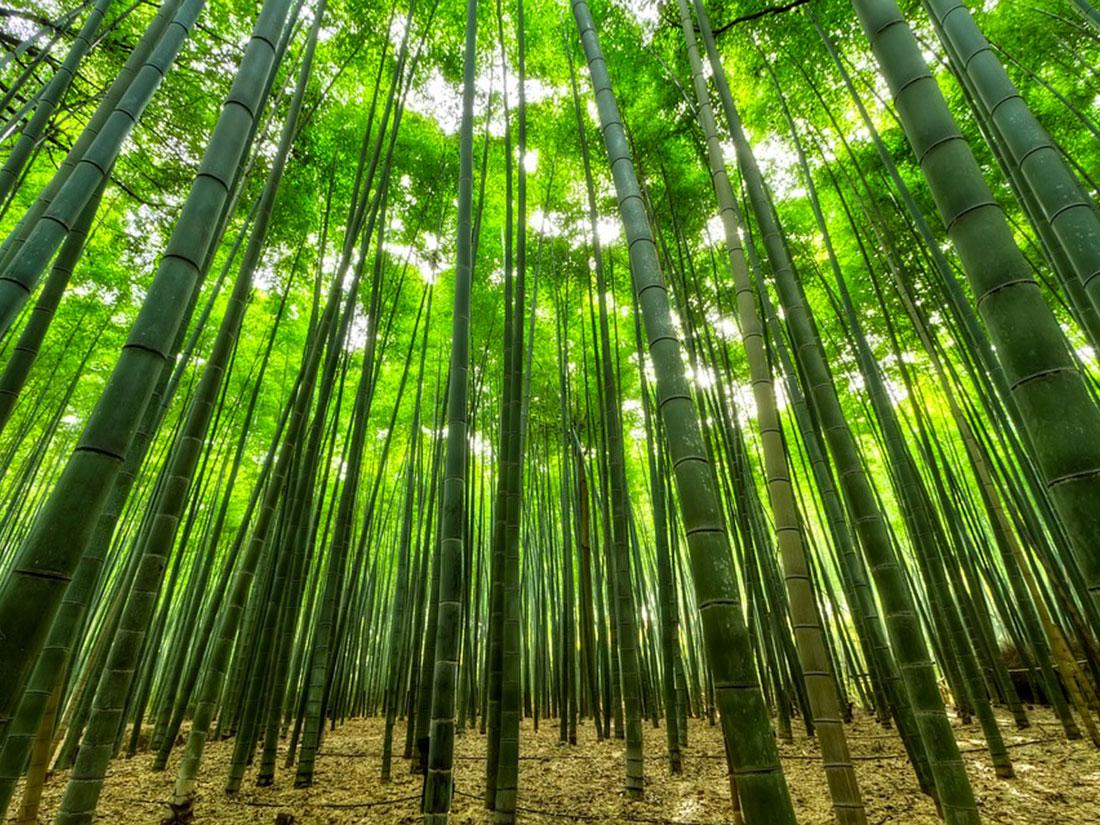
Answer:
[0, 0, 1098, 822]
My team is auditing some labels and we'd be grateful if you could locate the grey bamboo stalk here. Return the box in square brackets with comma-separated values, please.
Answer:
[920, 3, 1100, 348]
[566, 15, 645, 800]
[741, 187, 923, 774]
[484, 0, 514, 794]
[570, 1, 797, 821]
[53, 3, 308, 819]
[422, 2, 475, 820]
[563, 35, 605, 743]
[676, 1, 865, 820]
[495, 0, 534, 814]
[692, 1, 982, 819]
[850, 0, 1100, 615]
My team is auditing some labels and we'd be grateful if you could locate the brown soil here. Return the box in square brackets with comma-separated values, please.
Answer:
[13, 709, 1099, 824]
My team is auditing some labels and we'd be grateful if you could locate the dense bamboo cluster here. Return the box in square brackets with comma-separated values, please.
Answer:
[0, 0, 1098, 823]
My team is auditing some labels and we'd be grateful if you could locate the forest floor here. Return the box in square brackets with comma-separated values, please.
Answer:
[13, 708, 1099, 824]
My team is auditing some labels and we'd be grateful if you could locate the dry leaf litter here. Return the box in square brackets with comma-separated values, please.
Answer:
[10, 709, 1098, 824]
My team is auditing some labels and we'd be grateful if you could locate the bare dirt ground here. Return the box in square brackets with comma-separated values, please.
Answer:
[13, 708, 1099, 824]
